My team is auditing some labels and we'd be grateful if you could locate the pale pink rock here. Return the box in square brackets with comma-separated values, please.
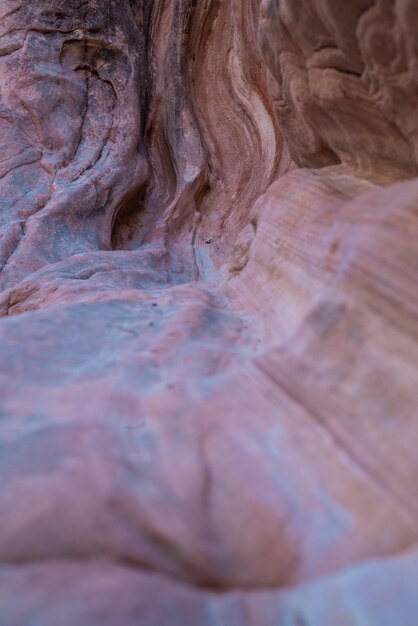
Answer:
[0, 1, 418, 625]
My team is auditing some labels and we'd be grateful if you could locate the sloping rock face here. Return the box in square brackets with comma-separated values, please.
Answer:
[1, 1, 418, 624]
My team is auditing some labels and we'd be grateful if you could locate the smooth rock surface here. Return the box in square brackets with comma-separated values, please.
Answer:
[1, 1, 418, 625]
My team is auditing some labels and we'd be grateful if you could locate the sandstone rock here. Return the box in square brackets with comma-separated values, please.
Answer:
[0, 1, 418, 624]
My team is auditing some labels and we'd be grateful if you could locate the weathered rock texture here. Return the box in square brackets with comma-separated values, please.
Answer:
[1, 1, 418, 624]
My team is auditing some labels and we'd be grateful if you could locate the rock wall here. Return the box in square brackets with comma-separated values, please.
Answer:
[1, 1, 418, 625]
[0, 0, 284, 292]
[260, 0, 418, 180]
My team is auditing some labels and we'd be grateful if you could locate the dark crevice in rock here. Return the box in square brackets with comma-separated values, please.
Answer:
[111, 187, 147, 251]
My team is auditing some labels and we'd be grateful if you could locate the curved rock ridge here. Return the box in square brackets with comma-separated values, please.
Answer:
[1, 1, 418, 625]
[0, 0, 284, 290]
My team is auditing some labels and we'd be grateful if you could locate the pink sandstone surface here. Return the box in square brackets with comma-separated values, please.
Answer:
[0, 1, 418, 624]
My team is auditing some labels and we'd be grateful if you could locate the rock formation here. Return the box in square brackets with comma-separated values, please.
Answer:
[1, 1, 418, 624]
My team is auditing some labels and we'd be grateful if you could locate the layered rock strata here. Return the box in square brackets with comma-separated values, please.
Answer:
[1, 1, 418, 624]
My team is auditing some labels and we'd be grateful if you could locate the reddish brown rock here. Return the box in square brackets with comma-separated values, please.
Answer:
[260, 0, 418, 181]
[1, 1, 418, 625]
